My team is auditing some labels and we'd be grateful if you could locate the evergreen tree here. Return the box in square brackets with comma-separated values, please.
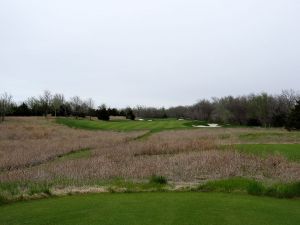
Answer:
[125, 107, 135, 120]
[14, 102, 31, 116]
[286, 100, 300, 130]
[96, 105, 110, 121]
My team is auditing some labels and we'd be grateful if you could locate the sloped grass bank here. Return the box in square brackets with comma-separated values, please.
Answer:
[1, 177, 299, 206]
[0, 192, 300, 225]
[0, 178, 169, 205]
[196, 177, 300, 198]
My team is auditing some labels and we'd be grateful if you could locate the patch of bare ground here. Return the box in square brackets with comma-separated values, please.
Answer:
[52, 186, 108, 195]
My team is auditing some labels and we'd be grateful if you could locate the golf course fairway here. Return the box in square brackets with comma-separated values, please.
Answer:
[0, 192, 299, 225]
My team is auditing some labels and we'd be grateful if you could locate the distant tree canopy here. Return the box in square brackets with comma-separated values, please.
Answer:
[1, 89, 300, 129]
[12, 102, 31, 116]
[96, 105, 110, 121]
[125, 107, 135, 120]
[0, 92, 13, 122]
[286, 101, 300, 130]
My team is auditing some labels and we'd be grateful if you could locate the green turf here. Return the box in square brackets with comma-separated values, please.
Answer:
[56, 148, 92, 161]
[197, 177, 300, 198]
[0, 192, 299, 225]
[239, 132, 300, 143]
[236, 144, 300, 161]
[56, 118, 208, 132]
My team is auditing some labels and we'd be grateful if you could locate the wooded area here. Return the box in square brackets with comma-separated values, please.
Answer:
[1, 89, 299, 129]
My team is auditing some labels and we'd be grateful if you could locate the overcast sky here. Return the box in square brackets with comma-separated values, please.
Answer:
[0, 0, 299, 107]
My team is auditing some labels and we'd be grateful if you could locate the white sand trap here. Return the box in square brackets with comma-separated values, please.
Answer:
[148, 120, 153, 121]
[178, 119, 184, 120]
[138, 119, 144, 121]
[192, 123, 221, 128]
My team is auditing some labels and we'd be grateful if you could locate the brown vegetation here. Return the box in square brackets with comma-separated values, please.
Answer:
[0, 117, 143, 171]
[0, 117, 299, 184]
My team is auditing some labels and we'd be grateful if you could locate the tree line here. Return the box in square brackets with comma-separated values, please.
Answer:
[134, 90, 300, 129]
[0, 90, 135, 122]
[0, 89, 299, 130]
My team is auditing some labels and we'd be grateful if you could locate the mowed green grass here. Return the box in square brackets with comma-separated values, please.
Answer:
[1, 192, 300, 225]
[236, 144, 300, 162]
[56, 148, 92, 161]
[56, 118, 207, 132]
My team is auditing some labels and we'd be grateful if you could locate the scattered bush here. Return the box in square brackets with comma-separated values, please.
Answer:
[247, 118, 262, 127]
[246, 181, 265, 196]
[265, 182, 300, 198]
[149, 175, 168, 185]
[28, 183, 52, 196]
[0, 193, 8, 205]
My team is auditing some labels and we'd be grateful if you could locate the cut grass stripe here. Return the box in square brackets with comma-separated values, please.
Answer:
[56, 118, 208, 132]
[235, 144, 300, 162]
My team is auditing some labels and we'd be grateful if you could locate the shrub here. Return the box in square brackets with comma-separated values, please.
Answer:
[96, 105, 110, 121]
[247, 181, 265, 196]
[265, 182, 300, 198]
[247, 118, 262, 127]
[125, 108, 135, 120]
[0, 193, 8, 205]
[271, 113, 287, 127]
[149, 175, 168, 185]
[197, 177, 253, 192]
[286, 100, 300, 130]
[28, 183, 51, 196]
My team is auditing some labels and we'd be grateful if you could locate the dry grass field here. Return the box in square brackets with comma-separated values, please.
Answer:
[1, 117, 299, 185]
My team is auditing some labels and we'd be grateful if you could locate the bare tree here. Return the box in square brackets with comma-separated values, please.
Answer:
[280, 89, 300, 111]
[191, 100, 214, 121]
[52, 94, 65, 117]
[86, 98, 95, 120]
[0, 92, 13, 122]
[70, 96, 82, 119]
[39, 90, 52, 117]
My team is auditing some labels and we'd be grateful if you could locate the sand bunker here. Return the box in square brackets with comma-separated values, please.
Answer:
[192, 123, 221, 128]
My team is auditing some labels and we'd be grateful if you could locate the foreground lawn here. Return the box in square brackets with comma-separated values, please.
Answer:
[56, 118, 208, 132]
[236, 144, 300, 162]
[0, 193, 299, 225]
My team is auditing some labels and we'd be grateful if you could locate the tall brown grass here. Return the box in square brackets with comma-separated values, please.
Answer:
[0, 117, 299, 184]
[0, 117, 143, 171]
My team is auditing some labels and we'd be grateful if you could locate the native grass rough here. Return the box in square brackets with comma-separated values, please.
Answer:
[0, 117, 299, 183]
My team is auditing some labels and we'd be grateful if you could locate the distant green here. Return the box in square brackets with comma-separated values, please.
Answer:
[236, 144, 300, 161]
[56, 118, 208, 132]
[1, 192, 300, 225]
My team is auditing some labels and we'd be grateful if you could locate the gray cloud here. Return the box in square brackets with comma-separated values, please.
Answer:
[1, 0, 299, 107]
